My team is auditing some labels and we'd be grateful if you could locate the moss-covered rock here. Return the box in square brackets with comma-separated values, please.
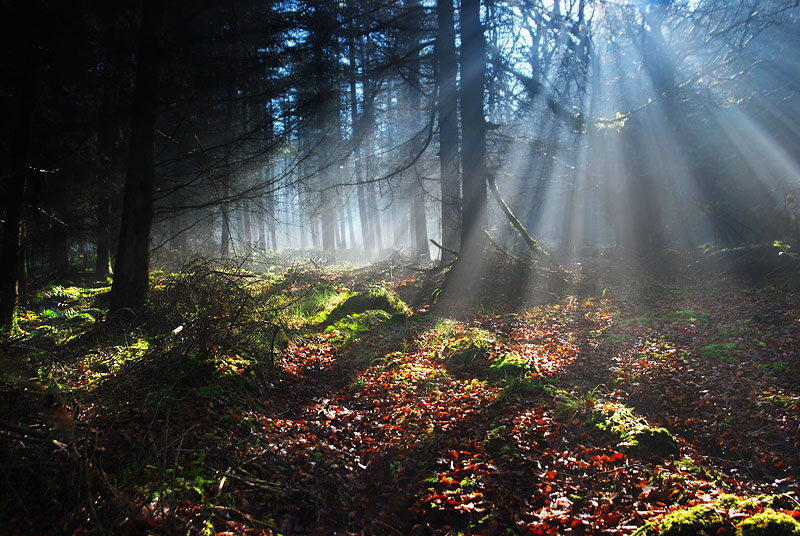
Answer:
[737, 510, 800, 536]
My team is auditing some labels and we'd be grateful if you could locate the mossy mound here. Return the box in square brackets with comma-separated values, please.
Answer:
[633, 504, 729, 536]
[445, 345, 492, 378]
[632, 497, 800, 536]
[326, 292, 392, 324]
[737, 510, 800, 536]
[444, 349, 533, 384]
[488, 352, 530, 380]
[324, 309, 392, 345]
[323, 284, 411, 326]
[595, 404, 679, 457]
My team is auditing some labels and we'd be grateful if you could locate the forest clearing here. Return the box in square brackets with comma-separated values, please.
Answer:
[1, 251, 798, 535]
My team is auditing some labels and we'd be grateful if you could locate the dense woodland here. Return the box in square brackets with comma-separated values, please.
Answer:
[2, 0, 800, 534]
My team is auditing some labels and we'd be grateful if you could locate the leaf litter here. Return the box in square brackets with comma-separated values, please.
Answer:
[0, 256, 798, 535]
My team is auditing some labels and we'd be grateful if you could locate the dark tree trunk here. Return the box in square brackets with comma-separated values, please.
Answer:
[401, 0, 430, 260]
[256, 190, 267, 250]
[95, 176, 112, 278]
[95, 76, 117, 279]
[346, 198, 357, 249]
[320, 186, 336, 253]
[49, 220, 70, 278]
[367, 177, 383, 252]
[220, 202, 231, 257]
[0, 62, 35, 330]
[436, 0, 461, 263]
[337, 198, 348, 249]
[242, 198, 252, 248]
[458, 0, 488, 260]
[109, 0, 165, 312]
[414, 192, 429, 259]
[348, 20, 372, 255]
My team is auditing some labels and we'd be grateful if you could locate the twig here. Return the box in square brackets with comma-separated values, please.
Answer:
[210, 270, 258, 278]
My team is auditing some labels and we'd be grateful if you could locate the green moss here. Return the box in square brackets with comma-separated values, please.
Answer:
[633, 504, 729, 536]
[488, 352, 530, 380]
[298, 284, 353, 325]
[324, 309, 392, 345]
[595, 403, 679, 456]
[699, 342, 744, 363]
[664, 309, 711, 324]
[597, 330, 631, 345]
[737, 510, 800, 536]
[660, 504, 728, 535]
[622, 315, 653, 326]
[324, 284, 409, 326]
[425, 319, 496, 354]
[445, 345, 491, 376]
[717, 494, 757, 510]
[714, 326, 767, 343]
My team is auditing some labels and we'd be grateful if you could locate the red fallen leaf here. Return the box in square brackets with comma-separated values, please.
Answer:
[545, 470, 557, 479]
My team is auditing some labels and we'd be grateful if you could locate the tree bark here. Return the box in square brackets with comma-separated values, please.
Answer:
[0, 56, 35, 330]
[348, 16, 372, 255]
[95, 176, 112, 277]
[458, 0, 489, 259]
[436, 0, 461, 264]
[109, 0, 165, 312]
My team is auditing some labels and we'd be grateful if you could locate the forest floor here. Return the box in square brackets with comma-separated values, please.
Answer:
[1, 250, 799, 535]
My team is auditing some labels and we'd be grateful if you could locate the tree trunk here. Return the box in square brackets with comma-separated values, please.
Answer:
[49, 217, 70, 278]
[368, 178, 383, 252]
[220, 201, 231, 257]
[95, 85, 115, 278]
[348, 20, 371, 254]
[109, 0, 165, 312]
[241, 197, 252, 249]
[346, 197, 357, 249]
[320, 186, 336, 253]
[436, 0, 461, 263]
[414, 191, 429, 259]
[0, 57, 35, 330]
[458, 0, 489, 259]
[96, 175, 112, 277]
